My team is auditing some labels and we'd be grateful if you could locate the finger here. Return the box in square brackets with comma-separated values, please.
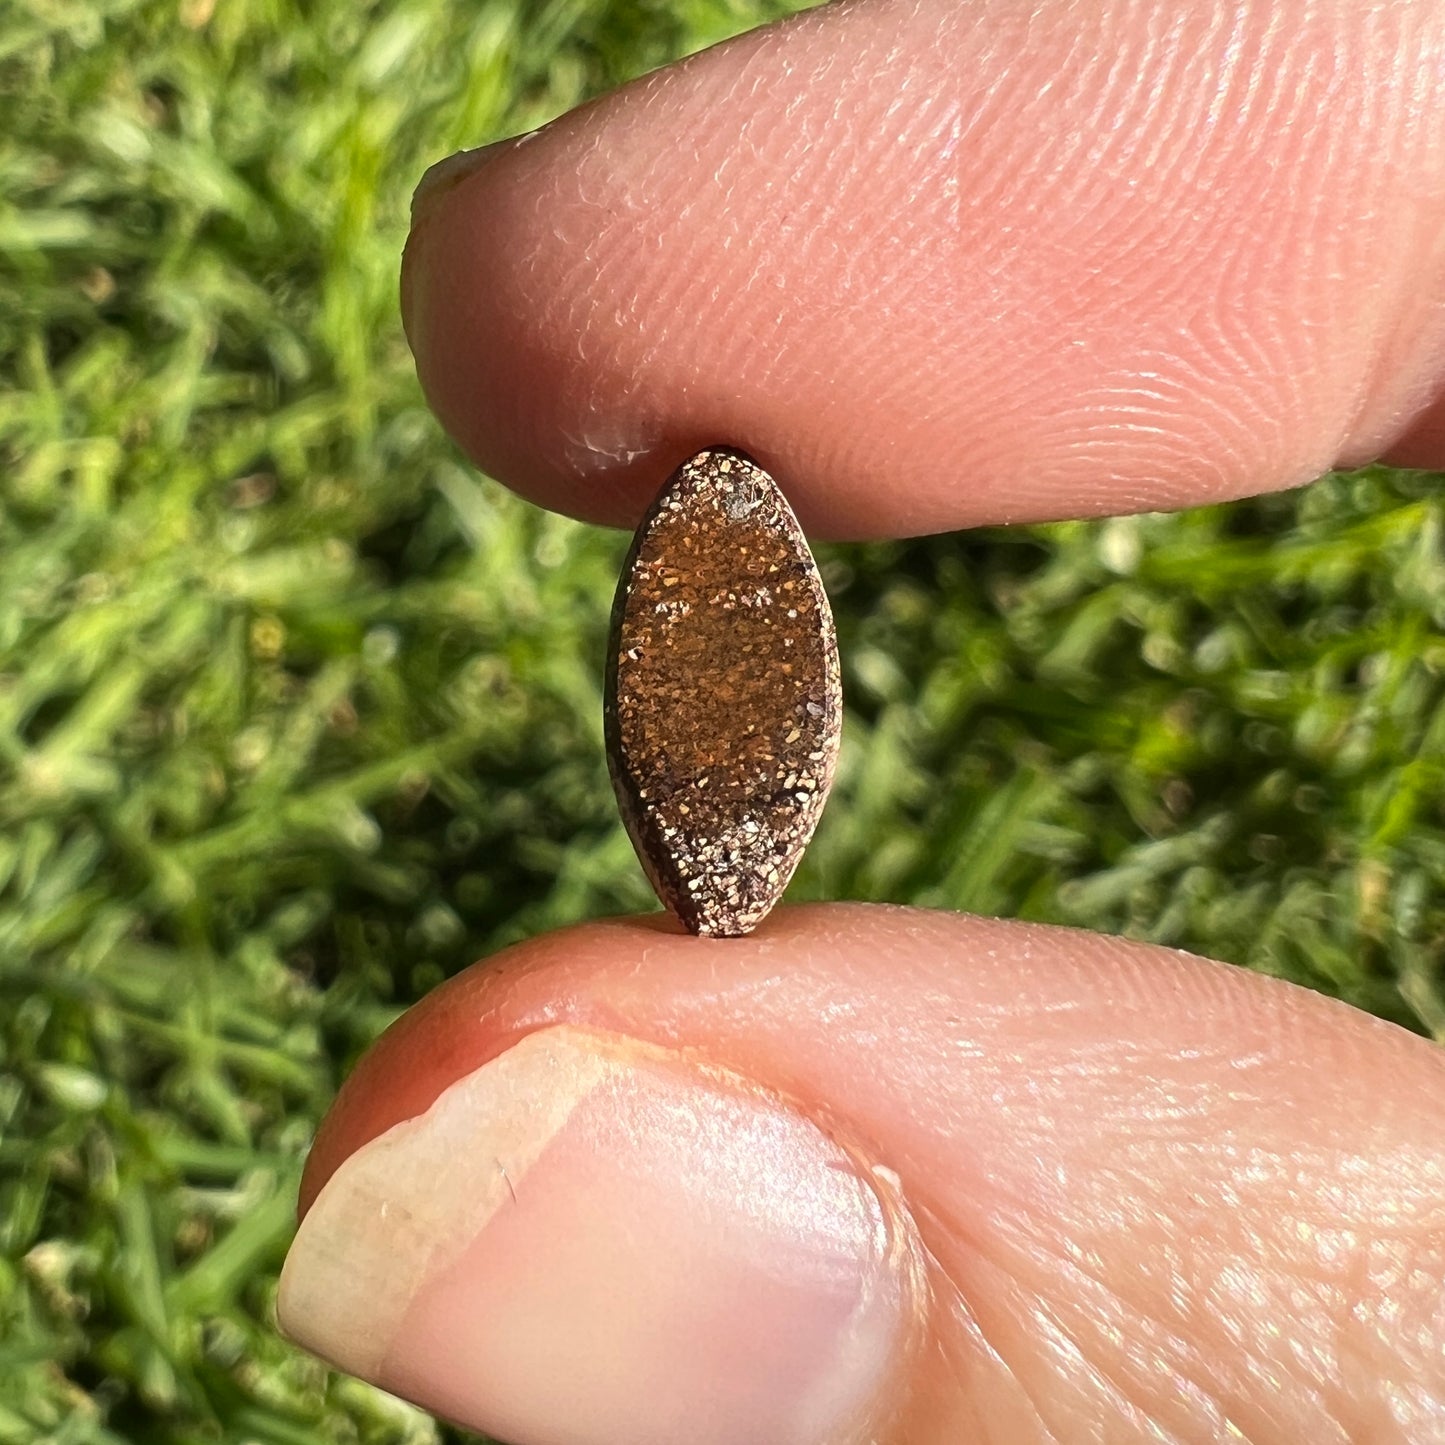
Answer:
[1385, 381, 1445, 467]
[400, 0, 1445, 541]
[278, 905, 1445, 1444]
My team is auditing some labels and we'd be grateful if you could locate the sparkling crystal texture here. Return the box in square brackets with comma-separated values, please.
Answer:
[605, 448, 842, 936]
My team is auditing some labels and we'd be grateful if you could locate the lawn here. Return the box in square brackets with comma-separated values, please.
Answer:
[1, 0, 1443, 1440]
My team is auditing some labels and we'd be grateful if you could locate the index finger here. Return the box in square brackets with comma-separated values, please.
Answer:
[401, 0, 1445, 541]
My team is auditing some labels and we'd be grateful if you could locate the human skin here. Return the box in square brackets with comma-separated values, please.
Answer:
[279, 0, 1445, 1440]
[399, 0, 1445, 540]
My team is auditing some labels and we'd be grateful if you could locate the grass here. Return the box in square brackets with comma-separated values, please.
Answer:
[1, 0, 1442, 1439]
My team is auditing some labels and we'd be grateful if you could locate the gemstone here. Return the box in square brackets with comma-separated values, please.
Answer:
[604, 447, 841, 936]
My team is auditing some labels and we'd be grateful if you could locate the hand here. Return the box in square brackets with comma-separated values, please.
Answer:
[278, 1, 1445, 1441]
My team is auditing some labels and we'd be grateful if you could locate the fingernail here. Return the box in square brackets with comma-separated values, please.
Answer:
[409, 130, 537, 230]
[278, 1025, 913, 1445]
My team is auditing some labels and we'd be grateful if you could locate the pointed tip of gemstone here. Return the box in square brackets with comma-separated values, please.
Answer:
[604, 448, 841, 937]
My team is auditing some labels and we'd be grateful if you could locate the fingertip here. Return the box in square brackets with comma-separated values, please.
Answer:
[397, 4, 972, 538]
[402, 0, 1445, 537]
[281, 1022, 921, 1445]
[400, 113, 672, 529]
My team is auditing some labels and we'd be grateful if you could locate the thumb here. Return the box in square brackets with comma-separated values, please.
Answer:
[278, 905, 1445, 1444]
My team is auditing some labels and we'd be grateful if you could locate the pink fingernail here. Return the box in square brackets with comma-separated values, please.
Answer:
[278, 1026, 913, 1445]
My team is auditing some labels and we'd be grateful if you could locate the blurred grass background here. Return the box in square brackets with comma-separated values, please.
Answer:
[1, 0, 1443, 1438]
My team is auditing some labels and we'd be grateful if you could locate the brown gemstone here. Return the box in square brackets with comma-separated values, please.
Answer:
[604, 447, 841, 936]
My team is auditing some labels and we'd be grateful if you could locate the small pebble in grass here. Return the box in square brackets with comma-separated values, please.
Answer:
[604, 447, 841, 936]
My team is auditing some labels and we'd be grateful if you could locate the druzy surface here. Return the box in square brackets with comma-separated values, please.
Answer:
[605, 448, 841, 936]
